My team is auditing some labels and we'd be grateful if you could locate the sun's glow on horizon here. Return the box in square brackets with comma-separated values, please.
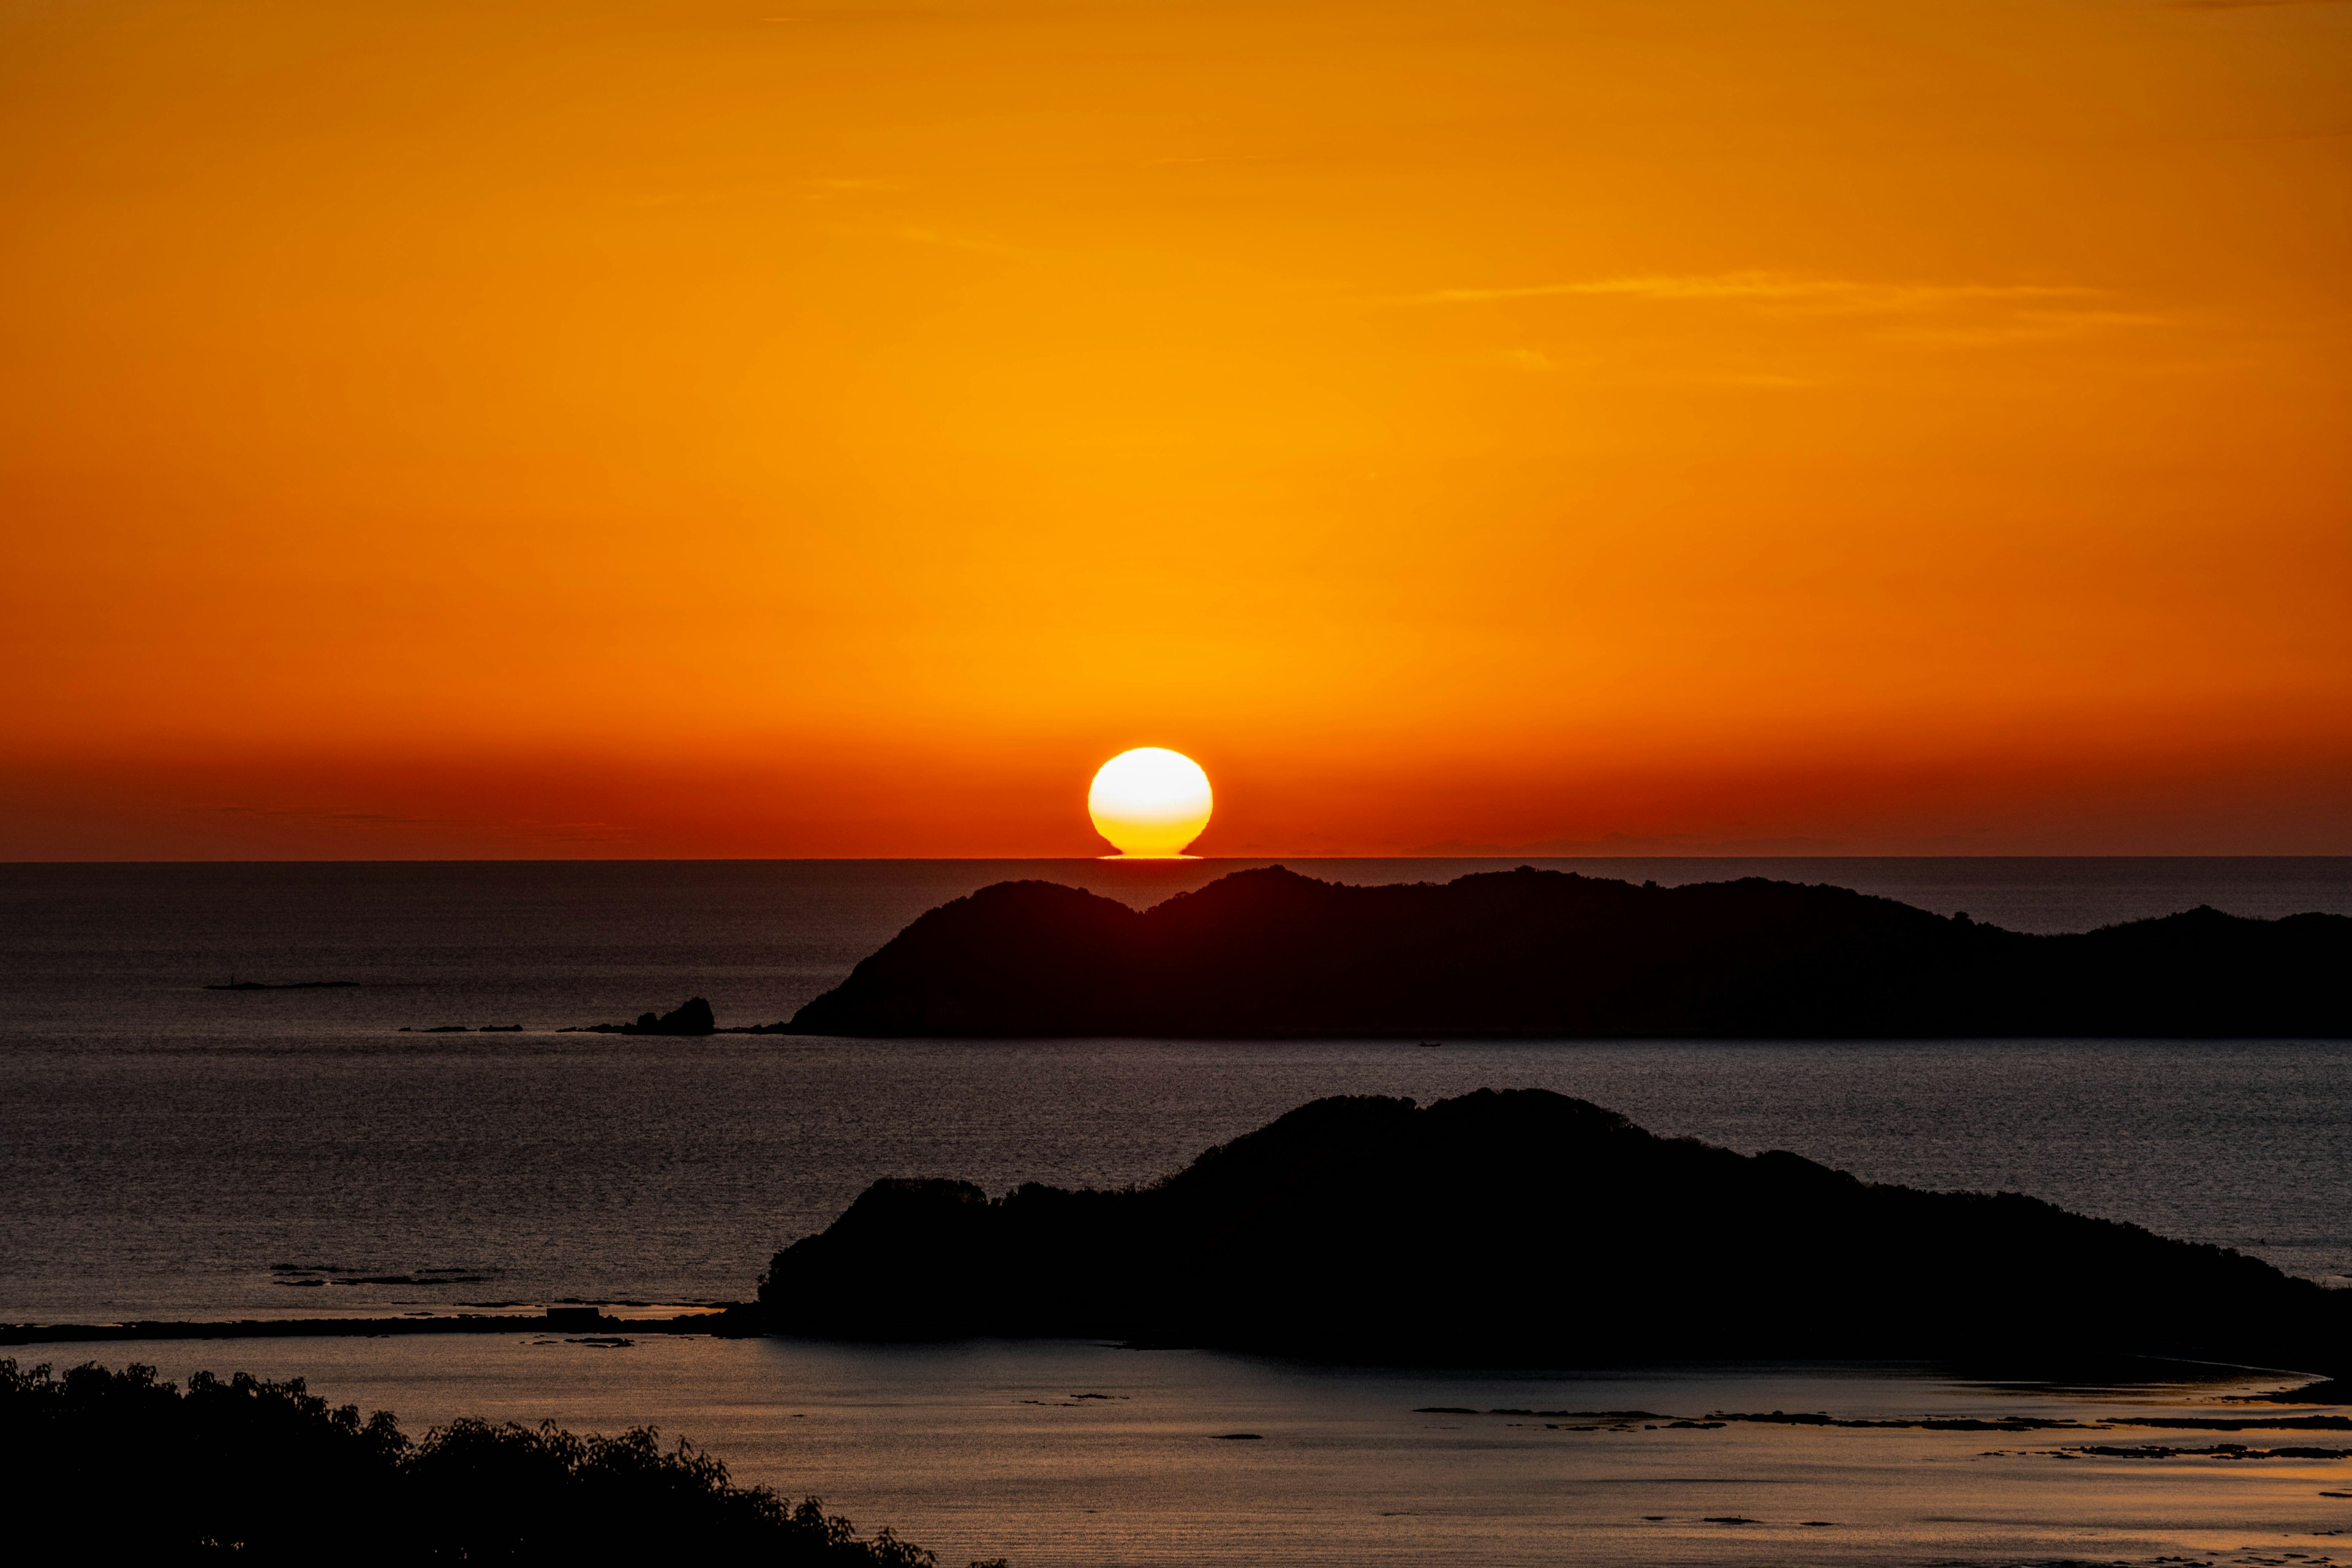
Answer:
[1088, 748, 1213, 858]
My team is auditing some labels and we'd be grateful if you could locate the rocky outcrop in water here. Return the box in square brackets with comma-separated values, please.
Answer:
[755, 1088, 2352, 1376]
[571, 997, 718, 1036]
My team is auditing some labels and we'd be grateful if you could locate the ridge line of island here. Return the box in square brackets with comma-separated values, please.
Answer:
[196, 867, 2352, 1039]
[294, 866, 2350, 1038]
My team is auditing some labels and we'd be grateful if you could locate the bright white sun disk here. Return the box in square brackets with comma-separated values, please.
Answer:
[1088, 748, 1213, 858]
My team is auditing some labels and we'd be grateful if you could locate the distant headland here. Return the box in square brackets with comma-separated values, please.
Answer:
[565, 997, 720, 1036]
[780, 865, 2351, 1038]
[755, 1088, 2352, 1379]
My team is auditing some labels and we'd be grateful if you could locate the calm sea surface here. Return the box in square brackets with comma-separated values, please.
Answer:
[88, 1338, 2352, 1568]
[4, 858, 2350, 1566]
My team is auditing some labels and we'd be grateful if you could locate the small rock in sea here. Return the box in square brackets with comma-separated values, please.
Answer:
[571, 998, 719, 1035]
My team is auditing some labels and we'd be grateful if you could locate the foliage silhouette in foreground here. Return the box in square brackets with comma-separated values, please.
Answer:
[0, 1358, 986, 1566]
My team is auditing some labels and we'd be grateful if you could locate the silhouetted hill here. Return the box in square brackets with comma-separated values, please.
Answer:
[782, 866, 2351, 1038]
[756, 1088, 2352, 1375]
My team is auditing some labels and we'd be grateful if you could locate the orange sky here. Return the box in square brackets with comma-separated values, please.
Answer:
[2, 0, 2346, 858]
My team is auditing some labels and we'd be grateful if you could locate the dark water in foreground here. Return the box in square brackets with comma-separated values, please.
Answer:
[3, 858, 2350, 1566]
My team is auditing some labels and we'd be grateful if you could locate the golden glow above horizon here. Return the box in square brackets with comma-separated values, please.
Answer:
[1089, 749, 1215, 858]
[0, 0, 2346, 858]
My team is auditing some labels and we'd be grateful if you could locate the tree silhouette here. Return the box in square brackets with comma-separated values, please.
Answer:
[1, 1359, 972, 1565]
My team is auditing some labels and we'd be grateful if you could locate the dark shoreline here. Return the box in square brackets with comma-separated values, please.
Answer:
[9, 1316, 2348, 1412]
[0, 1308, 755, 1347]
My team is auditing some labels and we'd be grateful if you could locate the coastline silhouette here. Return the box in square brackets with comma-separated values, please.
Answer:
[782, 865, 2352, 1038]
[755, 1088, 2352, 1378]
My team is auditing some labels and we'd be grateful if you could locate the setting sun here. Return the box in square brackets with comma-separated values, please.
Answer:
[3, 4, 2349, 1565]
[1088, 748, 1213, 858]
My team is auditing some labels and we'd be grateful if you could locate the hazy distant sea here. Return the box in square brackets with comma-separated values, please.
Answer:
[6, 858, 2352, 1566]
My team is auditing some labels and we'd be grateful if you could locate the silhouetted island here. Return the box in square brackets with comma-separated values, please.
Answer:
[756, 1088, 2352, 1377]
[780, 865, 2352, 1038]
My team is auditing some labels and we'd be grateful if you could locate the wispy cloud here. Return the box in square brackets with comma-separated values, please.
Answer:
[1405, 272, 2098, 312]
[758, 9, 956, 25]
[1880, 308, 2171, 347]
[1492, 347, 1558, 372]
[892, 223, 1024, 255]
[195, 805, 454, 827]
[1703, 371, 1826, 389]
[1144, 151, 1300, 167]
[191, 803, 628, 845]
[804, 177, 903, 197]
[2171, 0, 2350, 10]
[1403, 271, 2163, 350]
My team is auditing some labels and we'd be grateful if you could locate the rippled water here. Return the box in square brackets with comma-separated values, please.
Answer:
[5, 1033, 2351, 1323]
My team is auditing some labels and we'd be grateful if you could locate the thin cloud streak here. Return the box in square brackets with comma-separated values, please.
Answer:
[1403, 273, 2103, 312]
[1882, 309, 2172, 347]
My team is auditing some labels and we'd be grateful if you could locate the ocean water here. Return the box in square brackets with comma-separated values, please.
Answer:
[4, 858, 2351, 1566]
[2, 857, 2348, 1322]
[4, 1032, 2351, 1324]
[72, 1336, 2352, 1568]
